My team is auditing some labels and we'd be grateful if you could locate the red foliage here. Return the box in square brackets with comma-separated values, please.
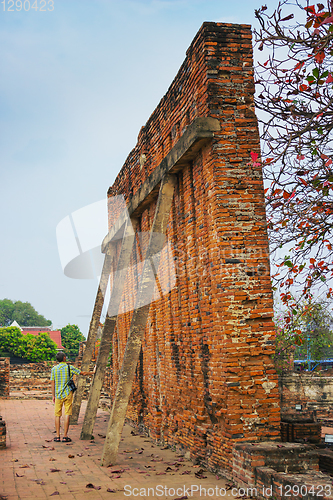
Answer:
[253, 0, 333, 301]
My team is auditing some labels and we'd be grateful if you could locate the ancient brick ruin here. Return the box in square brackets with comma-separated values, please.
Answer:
[99, 21, 280, 471]
[280, 372, 333, 422]
[0, 357, 9, 449]
[0, 357, 9, 399]
[2, 12, 333, 478]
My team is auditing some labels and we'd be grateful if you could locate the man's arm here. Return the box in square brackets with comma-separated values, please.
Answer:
[70, 365, 96, 377]
[51, 380, 55, 403]
[80, 369, 95, 376]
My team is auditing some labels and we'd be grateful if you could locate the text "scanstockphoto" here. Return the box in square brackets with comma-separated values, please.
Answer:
[123, 485, 259, 497]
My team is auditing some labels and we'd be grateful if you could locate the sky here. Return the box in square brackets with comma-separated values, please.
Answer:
[0, 0, 266, 336]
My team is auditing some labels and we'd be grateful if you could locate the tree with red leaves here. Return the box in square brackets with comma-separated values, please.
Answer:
[253, 1, 333, 307]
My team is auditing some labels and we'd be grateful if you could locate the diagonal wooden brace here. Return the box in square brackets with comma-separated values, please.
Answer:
[100, 173, 177, 466]
[70, 247, 114, 424]
[80, 216, 138, 440]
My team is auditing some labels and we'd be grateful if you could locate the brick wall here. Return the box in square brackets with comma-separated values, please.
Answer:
[106, 22, 280, 471]
[280, 373, 333, 421]
[0, 416, 6, 449]
[280, 421, 321, 443]
[10, 362, 53, 397]
[0, 357, 9, 449]
[233, 442, 319, 487]
[232, 441, 333, 500]
[0, 357, 10, 398]
[318, 449, 333, 474]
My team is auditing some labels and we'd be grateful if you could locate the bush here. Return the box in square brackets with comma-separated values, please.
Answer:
[0, 327, 57, 362]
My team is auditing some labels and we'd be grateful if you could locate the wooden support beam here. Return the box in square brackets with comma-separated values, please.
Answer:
[101, 117, 220, 253]
[70, 247, 114, 424]
[100, 173, 177, 466]
[80, 216, 138, 440]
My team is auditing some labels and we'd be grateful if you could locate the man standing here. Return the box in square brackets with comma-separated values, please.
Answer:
[51, 351, 94, 442]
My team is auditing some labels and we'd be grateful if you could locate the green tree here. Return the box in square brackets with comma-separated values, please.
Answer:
[273, 315, 303, 373]
[273, 297, 333, 372]
[0, 327, 57, 362]
[60, 324, 85, 360]
[294, 300, 333, 362]
[0, 299, 52, 327]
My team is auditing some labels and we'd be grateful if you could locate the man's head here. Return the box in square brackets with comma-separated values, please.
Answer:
[56, 352, 66, 362]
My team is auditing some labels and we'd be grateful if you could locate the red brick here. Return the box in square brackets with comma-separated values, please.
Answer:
[104, 22, 280, 472]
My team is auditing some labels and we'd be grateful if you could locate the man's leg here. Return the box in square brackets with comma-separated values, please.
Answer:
[63, 414, 70, 438]
[54, 398, 63, 441]
[63, 393, 74, 441]
[55, 416, 61, 437]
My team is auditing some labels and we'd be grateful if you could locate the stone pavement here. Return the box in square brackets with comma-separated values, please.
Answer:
[0, 400, 237, 500]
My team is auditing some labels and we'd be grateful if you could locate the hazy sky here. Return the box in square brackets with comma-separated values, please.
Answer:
[0, 0, 265, 335]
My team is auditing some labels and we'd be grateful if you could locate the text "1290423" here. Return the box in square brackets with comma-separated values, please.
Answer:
[1, 0, 54, 11]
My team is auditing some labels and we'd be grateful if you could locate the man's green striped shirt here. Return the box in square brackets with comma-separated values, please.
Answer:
[51, 362, 80, 399]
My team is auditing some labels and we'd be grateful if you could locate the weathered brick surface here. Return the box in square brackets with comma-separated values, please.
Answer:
[9, 361, 87, 399]
[281, 421, 321, 444]
[280, 373, 333, 421]
[0, 357, 10, 398]
[0, 416, 6, 449]
[9, 362, 76, 399]
[254, 467, 333, 500]
[318, 449, 333, 474]
[233, 442, 319, 488]
[10, 362, 52, 395]
[232, 442, 329, 500]
[106, 22, 280, 471]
